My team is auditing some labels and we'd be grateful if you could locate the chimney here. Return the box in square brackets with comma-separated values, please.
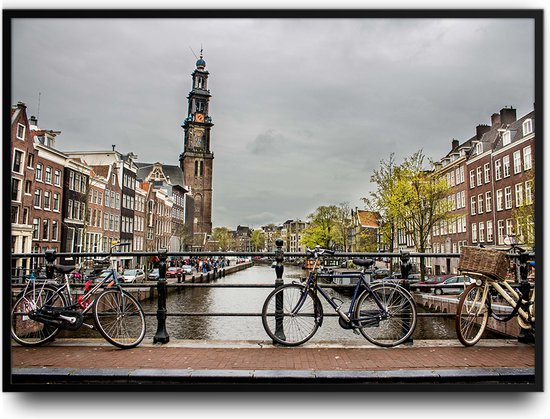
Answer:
[451, 139, 459, 150]
[491, 113, 501, 127]
[29, 115, 38, 128]
[476, 124, 491, 140]
[500, 107, 517, 125]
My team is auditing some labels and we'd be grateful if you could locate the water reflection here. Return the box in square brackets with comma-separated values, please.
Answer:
[141, 265, 462, 342]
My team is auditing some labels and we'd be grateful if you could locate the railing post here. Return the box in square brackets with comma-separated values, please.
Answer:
[153, 248, 170, 344]
[44, 249, 56, 279]
[399, 251, 413, 344]
[274, 239, 286, 342]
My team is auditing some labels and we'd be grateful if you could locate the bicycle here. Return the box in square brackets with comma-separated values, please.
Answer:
[455, 237, 535, 347]
[11, 243, 146, 349]
[261, 246, 417, 347]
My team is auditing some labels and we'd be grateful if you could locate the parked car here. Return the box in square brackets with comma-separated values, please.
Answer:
[122, 268, 145, 283]
[433, 275, 475, 295]
[148, 268, 160, 280]
[94, 269, 120, 283]
[166, 267, 183, 278]
[410, 275, 448, 292]
[181, 265, 194, 275]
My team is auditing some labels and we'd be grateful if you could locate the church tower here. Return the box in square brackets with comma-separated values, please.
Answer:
[179, 50, 214, 235]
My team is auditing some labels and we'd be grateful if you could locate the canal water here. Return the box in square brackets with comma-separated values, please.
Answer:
[141, 264, 462, 342]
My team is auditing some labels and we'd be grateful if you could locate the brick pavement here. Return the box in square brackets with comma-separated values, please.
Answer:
[11, 339, 535, 371]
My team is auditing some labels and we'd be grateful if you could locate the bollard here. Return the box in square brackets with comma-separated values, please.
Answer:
[153, 249, 170, 344]
[274, 238, 286, 342]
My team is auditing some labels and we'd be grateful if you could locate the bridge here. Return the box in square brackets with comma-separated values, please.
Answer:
[6, 241, 538, 390]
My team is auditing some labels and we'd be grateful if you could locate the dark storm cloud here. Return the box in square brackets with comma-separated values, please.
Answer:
[11, 17, 535, 227]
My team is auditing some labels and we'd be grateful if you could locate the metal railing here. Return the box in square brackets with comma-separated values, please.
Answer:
[10, 239, 534, 344]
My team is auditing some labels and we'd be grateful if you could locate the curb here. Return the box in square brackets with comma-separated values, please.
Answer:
[10, 366, 535, 387]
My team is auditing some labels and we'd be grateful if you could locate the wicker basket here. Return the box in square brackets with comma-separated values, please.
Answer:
[458, 246, 509, 280]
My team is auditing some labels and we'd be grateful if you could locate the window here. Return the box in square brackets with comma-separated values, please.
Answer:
[502, 131, 511, 146]
[461, 191, 465, 208]
[503, 155, 510, 177]
[69, 171, 75, 190]
[504, 186, 512, 209]
[105, 190, 110, 207]
[12, 206, 19, 224]
[523, 119, 533, 136]
[455, 168, 460, 184]
[471, 223, 477, 243]
[23, 207, 29, 224]
[27, 153, 34, 169]
[68, 200, 73, 219]
[478, 222, 485, 242]
[42, 219, 50, 241]
[496, 189, 503, 211]
[35, 163, 43, 181]
[477, 194, 483, 213]
[470, 196, 476, 215]
[513, 151, 521, 174]
[52, 221, 58, 241]
[476, 167, 482, 186]
[17, 123, 26, 140]
[459, 166, 465, 183]
[523, 146, 532, 170]
[110, 191, 115, 208]
[32, 218, 40, 240]
[450, 171, 455, 186]
[497, 220, 505, 245]
[469, 170, 475, 188]
[54, 170, 61, 186]
[485, 191, 492, 212]
[515, 184, 524, 207]
[506, 219, 514, 236]
[486, 220, 493, 242]
[455, 192, 461, 209]
[525, 180, 533, 205]
[475, 142, 483, 155]
[53, 193, 60, 211]
[34, 189, 42, 208]
[12, 178, 21, 201]
[74, 174, 81, 192]
[12, 150, 23, 173]
[484, 163, 490, 183]
[45, 167, 52, 184]
[494, 160, 502, 180]
[44, 191, 51, 210]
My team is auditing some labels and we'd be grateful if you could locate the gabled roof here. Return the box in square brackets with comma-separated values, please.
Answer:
[492, 110, 535, 152]
[135, 162, 185, 188]
[356, 210, 379, 228]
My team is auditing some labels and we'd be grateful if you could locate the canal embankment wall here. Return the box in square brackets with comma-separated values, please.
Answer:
[413, 293, 519, 338]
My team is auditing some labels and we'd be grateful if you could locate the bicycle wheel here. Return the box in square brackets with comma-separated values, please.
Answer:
[11, 284, 67, 346]
[262, 284, 322, 346]
[93, 289, 146, 349]
[354, 282, 417, 347]
[456, 283, 489, 346]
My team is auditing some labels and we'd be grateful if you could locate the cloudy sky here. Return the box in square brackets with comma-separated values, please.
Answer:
[11, 15, 536, 228]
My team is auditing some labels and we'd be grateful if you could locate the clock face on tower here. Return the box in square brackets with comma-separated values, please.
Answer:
[195, 113, 204, 122]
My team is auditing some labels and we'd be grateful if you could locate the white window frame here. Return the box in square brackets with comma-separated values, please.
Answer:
[484, 163, 490, 183]
[502, 131, 511, 146]
[522, 119, 533, 136]
[16, 123, 26, 140]
[523, 146, 532, 171]
[494, 160, 502, 180]
[469, 170, 475, 189]
[477, 194, 483, 214]
[35, 163, 43, 181]
[513, 151, 522, 174]
[525, 180, 533, 205]
[485, 191, 492, 212]
[496, 189, 503, 211]
[503, 155, 510, 178]
[478, 222, 485, 243]
[470, 196, 476, 215]
[504, 186, 512, 209]
[515, 183, 524, 207]
[476, 167, 482, 186]
[487, 220, 493, 242]
[471, 223, 477, 243]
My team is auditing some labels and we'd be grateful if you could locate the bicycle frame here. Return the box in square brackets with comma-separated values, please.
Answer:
[297, 257, 390, 324]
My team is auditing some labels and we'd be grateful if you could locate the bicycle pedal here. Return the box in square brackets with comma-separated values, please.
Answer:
[82, 323, 94, 329]
[352, 328, 360, 335]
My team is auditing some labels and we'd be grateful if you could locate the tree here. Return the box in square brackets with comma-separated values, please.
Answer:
[250, 229, 265, 252]
[362, 153, 398, 252]
[334, 202, 353, 251]
[212, 227, 232, 251]
[301, 205, 344, 249]
[387, 150, 453, 277]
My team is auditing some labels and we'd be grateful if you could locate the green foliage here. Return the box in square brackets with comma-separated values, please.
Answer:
[250, 229, 265, 252]
[301, 203, 351, 250]
[212, 227, 231, 251]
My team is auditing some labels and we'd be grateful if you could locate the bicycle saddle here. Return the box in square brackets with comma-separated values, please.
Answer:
[53, 264, 76, 274]
[352, 258, 375, 268]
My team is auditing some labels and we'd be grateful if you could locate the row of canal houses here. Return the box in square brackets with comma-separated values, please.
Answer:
[10, 102, 194, 274]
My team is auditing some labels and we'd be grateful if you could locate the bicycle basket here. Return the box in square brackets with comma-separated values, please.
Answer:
[458, 246, 508, 280]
